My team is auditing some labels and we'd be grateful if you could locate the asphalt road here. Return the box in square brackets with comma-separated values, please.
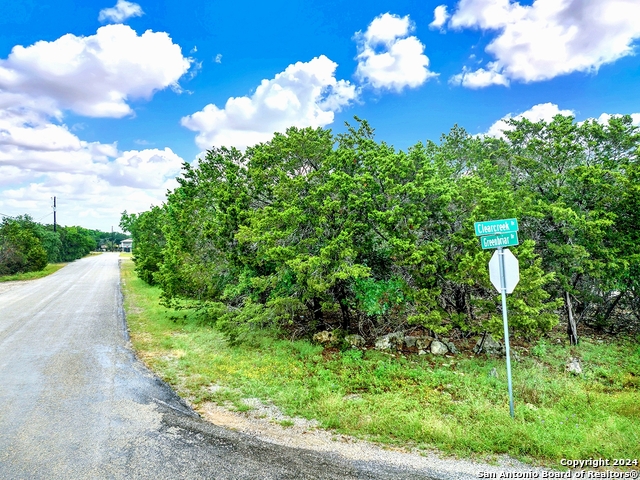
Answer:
[0, 253, 446, 480]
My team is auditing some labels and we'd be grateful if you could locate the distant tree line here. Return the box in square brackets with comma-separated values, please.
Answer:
[0, 215, 127, 275]
[121, 115, 640, 344]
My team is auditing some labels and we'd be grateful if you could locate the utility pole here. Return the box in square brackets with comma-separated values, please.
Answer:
[53, 196, 57, 233]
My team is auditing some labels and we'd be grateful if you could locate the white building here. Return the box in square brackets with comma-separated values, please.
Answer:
[120, 239, 133, 253]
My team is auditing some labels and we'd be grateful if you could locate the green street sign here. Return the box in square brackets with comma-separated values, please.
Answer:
[481, 232, 519, 250]
[474, 218, 519, 237]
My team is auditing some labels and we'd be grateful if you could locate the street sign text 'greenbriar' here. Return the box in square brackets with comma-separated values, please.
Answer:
[481, 232, 519, 250]
[474, 218, 519, 237]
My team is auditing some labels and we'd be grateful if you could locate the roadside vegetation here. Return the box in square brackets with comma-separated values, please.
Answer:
[0, 214, 127, 276]
[122, 115, 640, 344]
[121, 256, 639, 466]
[119, 114, 640, 465]
[0, 262, 67, 282]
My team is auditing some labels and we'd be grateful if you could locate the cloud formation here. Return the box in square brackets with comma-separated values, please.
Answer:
[181, 55, 356, 150]
[484, 103, 640, 138]
[355, 13, 436, 91]
[429, 6, 450, 30]
[450, 62, 509, 88]
[447, 0, 640, 87]
[0, 107, 183, 185]
[0, 24, 191, 118]
[99, 0, 144, 23]
[484, 103, 575, 137]
[595, 113, 640, 127]
[0, 24, 188, 229]
[0, 106, 183, 228]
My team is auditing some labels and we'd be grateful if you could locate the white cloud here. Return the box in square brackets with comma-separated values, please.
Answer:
[0, 24, 191, 118]
[484, 105, 640, 139]
[430, 5, 450, 30]
[448, 0, 640, 86]
[215, 53, 222, 64]
[449, 62, 509, 88]
[100, 148, 184, 189]
[484, 103, 575, 137]
[181, 55, 356, 150]
[0, 107, 183, 229]
[595, 113, 640, 127]
[98, 0, 144, 23]
[355, 13, 436, 91]
[0, 23, 193, 229]
[1, 174, 179, 229]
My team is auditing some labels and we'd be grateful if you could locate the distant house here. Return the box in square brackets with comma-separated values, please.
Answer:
[120, 238, 133, 253]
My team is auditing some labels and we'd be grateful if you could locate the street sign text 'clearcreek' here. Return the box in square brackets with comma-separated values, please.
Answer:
[474, 218, 519, 237]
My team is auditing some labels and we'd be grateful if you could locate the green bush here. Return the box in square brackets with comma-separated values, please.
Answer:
[0, 216, 48, 275]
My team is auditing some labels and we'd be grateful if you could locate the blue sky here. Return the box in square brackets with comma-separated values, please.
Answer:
[1, 0, 639, 229]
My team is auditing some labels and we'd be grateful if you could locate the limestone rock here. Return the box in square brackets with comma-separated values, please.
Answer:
[344, 334, 366, 349]
[313, 330, 337, 345]
[474, 334, 504, 355]
[415, 336, 433, 350]
[443, 339, 458, 354]
[430, 340, 448, 355]
[566, 357, 583, 375]
[404, 336, 417, 348]
[374, 332, 404, 351]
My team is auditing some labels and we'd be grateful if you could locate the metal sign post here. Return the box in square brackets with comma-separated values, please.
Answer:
[475, 219, 520, 419]
[498, 247, 515, 418]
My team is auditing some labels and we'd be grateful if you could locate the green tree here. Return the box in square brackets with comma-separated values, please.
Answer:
[0, 216, 48, 275]
[120, 207, 166, 285]
[129, 115, 640, 344]
[502, 114, 640, 342]
[58, 226, 96, 261]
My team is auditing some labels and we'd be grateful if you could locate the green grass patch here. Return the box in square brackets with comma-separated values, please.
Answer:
[0, 263, 67, 282]
[120, 257, 640, 467]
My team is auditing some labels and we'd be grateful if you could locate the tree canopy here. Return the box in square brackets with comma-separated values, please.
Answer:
[123, 115, 640, 343]
[0, 216, 127, 275]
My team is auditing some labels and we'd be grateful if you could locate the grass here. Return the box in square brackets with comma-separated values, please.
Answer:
[119, 257, 640, 468]
[0, 263, 68, 282]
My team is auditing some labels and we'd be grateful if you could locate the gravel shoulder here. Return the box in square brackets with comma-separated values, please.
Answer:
[192, 390, 552, 479]
[119, 254, 560, 479]
[0, 280, 21, 295]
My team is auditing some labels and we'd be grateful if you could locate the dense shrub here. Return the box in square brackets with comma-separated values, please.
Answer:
[0, 216, 48, 275]
[124, 116, 640, 343]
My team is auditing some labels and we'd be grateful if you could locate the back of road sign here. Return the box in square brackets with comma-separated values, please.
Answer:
[489, 249, 519, 294]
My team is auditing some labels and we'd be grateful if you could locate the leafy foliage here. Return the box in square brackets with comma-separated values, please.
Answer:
[0, 214, 128, 275]
[0, 216, 48, 275]
[126, 115, 640, 343]
[120, 207, 166, 285]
